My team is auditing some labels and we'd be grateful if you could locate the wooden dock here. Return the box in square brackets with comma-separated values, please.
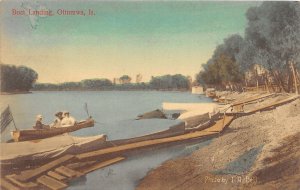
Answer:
[1, 156, 125, 190]
[76, 115, 234, 160]
[1, 115, 234, 190]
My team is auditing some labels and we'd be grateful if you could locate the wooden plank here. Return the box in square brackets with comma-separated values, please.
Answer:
[231, 93, 275, 106]
[55, 166, 83, 178]
[0, 178, 20, 190]
[15, 154, 74, 182]
[5, 174, 37, 188]
[76, 117, 232, 160]
[37, 175, 67, 190]
[246, 95, 299, 114]
[203, 115, 234, 132]
[66, 160, 97, 170]
[232, 104, 244, 112]
[47, 171, 67, 181]
[80, 157, 125, 174]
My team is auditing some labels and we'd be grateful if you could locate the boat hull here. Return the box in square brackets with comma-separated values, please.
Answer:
[107, 121, 185, 146]
[11, 118, 95, 142]
[1, 134, 106, 168]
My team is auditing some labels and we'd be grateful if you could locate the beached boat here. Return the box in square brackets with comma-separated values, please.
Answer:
[107, 121, 186, 146]
[183, 112, 220, 132]
[1, 134, 106, 168]
[162, 102, 221, 132]
[10, 118, 95, 142]
[206, 88, 216, 98]
[162, 102, 218, 113]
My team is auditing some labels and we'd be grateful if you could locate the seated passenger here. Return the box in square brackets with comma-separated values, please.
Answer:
[33, 115, 48, 129]
[61, 111, 76, 127]
[50, 112, 63, 128]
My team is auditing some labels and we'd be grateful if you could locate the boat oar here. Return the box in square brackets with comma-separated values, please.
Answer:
[84, 103, 105, 126]
[84, 103, 91, 118]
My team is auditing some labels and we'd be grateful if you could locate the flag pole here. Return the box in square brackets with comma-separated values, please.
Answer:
[8, 105, 18, 131]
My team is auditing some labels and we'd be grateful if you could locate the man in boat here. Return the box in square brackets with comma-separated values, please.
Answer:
[61, 111, 76, 127]
[34, 115, 49, 129]
[50, 112, 63, 128]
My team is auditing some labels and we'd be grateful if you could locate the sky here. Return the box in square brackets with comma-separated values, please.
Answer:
[1, 1, 260, 83]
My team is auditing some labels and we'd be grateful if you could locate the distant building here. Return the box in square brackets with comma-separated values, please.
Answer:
[113, 78, 121, 85]
[192, 86, 204, 94]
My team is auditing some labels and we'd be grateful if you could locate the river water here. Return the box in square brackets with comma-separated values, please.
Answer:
[0, 91, 212, 190]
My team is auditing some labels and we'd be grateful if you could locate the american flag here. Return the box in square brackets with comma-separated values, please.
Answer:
[1, 106, 13, 133]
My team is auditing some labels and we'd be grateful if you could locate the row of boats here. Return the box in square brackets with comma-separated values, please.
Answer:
[1, 101, 223, 168]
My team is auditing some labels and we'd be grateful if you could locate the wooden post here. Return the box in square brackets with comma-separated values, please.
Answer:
[264, 77, 269, 93]
[295, 67, 300, 84]
[291, 61, 299, 95]
[256, 67, 259, 92]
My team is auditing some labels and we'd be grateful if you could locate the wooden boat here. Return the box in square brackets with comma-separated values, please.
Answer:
[107, 121, 186, 146]
[228, 95, 299, 115]
[1, 134, 106, 168]
[11, 118, 95, 142]
[206, 88, 216, 98]
[136, 109, 167, 120]
[184, 112, 220, 132]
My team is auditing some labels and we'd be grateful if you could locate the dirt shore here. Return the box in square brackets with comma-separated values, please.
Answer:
[137, 94, 300, 190]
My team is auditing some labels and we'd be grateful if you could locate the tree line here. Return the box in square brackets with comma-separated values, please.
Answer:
[34, 74, 191, 91]
[0, 64, 38, 92]
[197, 2, 300, 92]
[0, 62, 191, 92]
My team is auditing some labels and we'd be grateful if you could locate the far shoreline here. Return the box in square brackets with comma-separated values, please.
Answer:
[0, 89, 192, 95]
[31, 89, 190, 92]
[0, 91, 32, 95]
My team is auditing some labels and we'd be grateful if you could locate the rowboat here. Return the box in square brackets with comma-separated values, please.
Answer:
[10, 118, 95, 142]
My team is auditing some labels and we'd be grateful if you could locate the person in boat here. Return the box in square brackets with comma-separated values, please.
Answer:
[34, 115, 48, 129]
[61, 111, 76, 127]
[50, 112, 63, 128]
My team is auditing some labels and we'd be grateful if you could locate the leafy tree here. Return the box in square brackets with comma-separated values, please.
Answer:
[196, 34, 244, 89]
[239, 2, 300, 92]
[0, 64, 38, 92]
[81, 79, 113, 89]
[150, 74, 190, 90]
[119, 75, 132, 84]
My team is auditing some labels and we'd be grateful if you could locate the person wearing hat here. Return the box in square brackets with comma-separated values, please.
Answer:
[50, 111, 63, 128]
[33, 115, 48, 129]
[61, 111, 76, 127]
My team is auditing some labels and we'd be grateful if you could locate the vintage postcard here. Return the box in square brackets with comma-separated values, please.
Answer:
[1, 1, 300, 190]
